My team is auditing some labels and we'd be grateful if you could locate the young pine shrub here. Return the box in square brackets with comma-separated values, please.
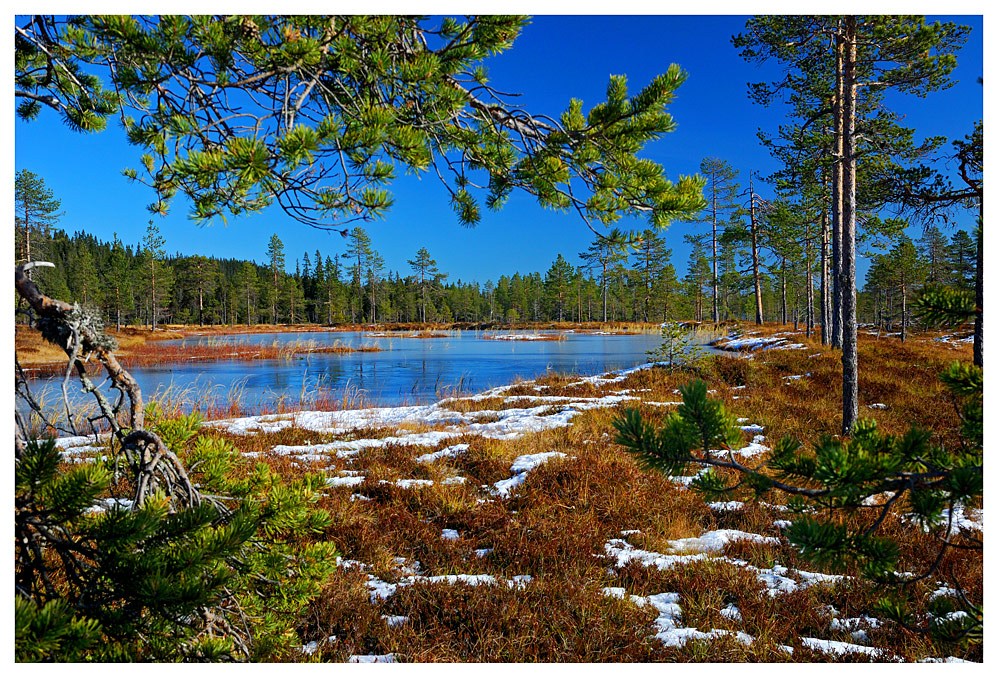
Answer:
[15, 409, 339, 662]
[612, 366, 982, 651]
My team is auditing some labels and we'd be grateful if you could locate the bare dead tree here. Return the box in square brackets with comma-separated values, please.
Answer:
[15, 264, 199, 508]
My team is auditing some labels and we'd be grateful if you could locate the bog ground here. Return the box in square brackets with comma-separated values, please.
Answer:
[56, 326, 984, 662]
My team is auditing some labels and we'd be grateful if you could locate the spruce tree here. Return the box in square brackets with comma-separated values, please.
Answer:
[543, 254, 575, 322]
[947, 230, 976, 293]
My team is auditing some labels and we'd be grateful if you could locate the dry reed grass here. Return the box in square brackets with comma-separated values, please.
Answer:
[45, 323, 980, 662]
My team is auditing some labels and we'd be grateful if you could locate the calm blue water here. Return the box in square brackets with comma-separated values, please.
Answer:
[24, 329, 720, 417]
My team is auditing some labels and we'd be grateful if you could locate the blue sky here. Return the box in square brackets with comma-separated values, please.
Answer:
[13, 15, 984, 285]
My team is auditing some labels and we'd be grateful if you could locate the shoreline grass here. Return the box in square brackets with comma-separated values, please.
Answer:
[42, 325, 984, 662]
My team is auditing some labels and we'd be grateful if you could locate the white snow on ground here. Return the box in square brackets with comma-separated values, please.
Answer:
[720, 604, 742, 622]
[905, 503, 983, 534]
[493, 451, 569, 498]
[929, 586, 958, 600]
[867, 403, 888, 409]
[486, 334, 553, 341]
[605, 536, 847, 599]
[708, 501, 746, 512]
[440, 529, 460, 540]
[800, 637, 891, 659]
[715, 334, 809, 353]
[667, 529, 780, 554]
[416, 443, 469, 463]
[384, 479, 434, 489]
[325, 476, 365, 488]
[567, 362, 663, 387]
[734, 434, 769, 458]
[628, 591, 755, 648]
[718, 336, 787, 351]
[934, 334, 975, 346]
[348, 654, 396, 663]
[382, 615, 410, 627]
[918, 657, 975, 663]
[830, 616, 881, 643]
[605, 538, 710, 570]
[940, 504, 984, 533]
[85, 497, 135, 514]
[364, 572, 533, 603]
[274, 430, 461, 460]
[203, 390, 639, 466]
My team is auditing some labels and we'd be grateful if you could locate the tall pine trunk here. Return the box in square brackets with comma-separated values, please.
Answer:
[780, 259, 787, 325]
[820, 206, 830, 345]
[831, 34, 844, 350]
[840, 16, 859, 434]
[974, 207, 983, 367]
[711, 174, 719, 323]
[749, 175, 764, 325]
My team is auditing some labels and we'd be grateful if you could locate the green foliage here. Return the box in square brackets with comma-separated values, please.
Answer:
[613, 379, 742, 478]
[613, 364, 983, 645]
[17, 15, 705, 230]
[15, 413, 338, 661]
[648, 322, 708, 369]
[913, 284, 977, 327]
[15, 598, 103, 662]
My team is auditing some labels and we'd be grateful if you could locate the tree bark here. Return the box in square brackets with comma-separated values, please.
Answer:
[780, 258, 787, 325]
[840, 16, 859, 434]
[974, 206, 983, 367]
[711, 170, 719, 323]
[749, 178, 764, 326]
[831, 32, 844, 350]
[820, 205, 830, 345]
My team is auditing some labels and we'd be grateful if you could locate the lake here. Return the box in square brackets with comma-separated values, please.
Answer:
[23, 328, 724, 420]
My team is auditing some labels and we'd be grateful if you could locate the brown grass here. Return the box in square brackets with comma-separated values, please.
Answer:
[54, 323, 982, 662]
[18, 331, 382, 379]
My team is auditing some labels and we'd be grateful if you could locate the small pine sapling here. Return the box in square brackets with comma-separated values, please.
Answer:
[613, 362, 982, 647]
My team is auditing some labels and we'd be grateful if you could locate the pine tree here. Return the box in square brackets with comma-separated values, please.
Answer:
[140, 221, 171, 330]
[102, 233, 132, 331]
[682, 235, 711, 323]
[735, 15, 970, 432]
[15, 415, 338, 661]
[266, 234, 285, 324]
[408, 247, 440, 323]
[696, 158, 740, 323]
[632, 228, 672, 322]
[918, 225, 949, 285]
[15, 169, 63, 281]
[579, 229, 631, 322]
[613, 361, 982, 646]
[17, 15, 705, 232]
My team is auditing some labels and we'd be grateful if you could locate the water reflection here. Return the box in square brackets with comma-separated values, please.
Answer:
[25, 329, 724, 419]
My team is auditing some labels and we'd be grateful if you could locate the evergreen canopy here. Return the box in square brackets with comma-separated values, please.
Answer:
[15, 15, 706, 232]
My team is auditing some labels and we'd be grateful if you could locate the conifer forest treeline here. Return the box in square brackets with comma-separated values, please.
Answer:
[18, 183, 978, 331]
